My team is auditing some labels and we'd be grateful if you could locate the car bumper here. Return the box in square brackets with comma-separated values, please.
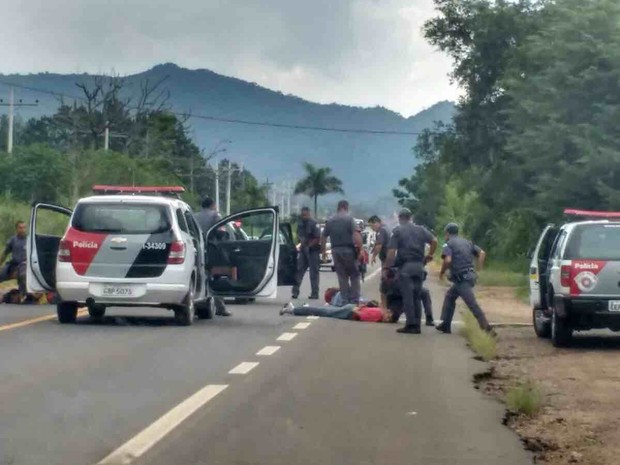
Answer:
[57, 281, 189, 306]
[556, 296, 620, 329]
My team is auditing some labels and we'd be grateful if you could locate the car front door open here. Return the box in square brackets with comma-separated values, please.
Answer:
[205, 207, 280, 298]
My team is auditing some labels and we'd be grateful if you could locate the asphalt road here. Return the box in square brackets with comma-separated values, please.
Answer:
[0, 266, 531, 465]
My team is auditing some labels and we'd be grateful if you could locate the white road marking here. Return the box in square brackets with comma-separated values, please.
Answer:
[293, 322, 311, 330]
[407, 411, 418, 416]
[228, 362, 259, 374]
[277, 332, 298, 341]
[306, 316, 320, 320]
[96, 384, 228, 465]
[256, 346, 281, 356]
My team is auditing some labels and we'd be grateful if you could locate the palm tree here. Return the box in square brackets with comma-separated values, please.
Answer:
[294, 162, 344, 217]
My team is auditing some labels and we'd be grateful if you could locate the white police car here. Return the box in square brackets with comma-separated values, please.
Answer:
[27, 185, 297, 325]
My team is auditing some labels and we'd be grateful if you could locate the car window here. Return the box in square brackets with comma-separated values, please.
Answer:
[564, 224, 620, 260]
[72, 203, 171, 234]
[551, 231, 567, 260]
[176, 208, 189, 233]
[184, 210, 201, 241]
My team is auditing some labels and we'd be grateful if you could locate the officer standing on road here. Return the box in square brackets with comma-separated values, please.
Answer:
[368, 215, 390, 308]
[292, 207, 321, 300]
[383, 208, 437, 334]
[194, 197, 231, 317]
[321, 200, 363, 305]
[436, 223, 492, 334]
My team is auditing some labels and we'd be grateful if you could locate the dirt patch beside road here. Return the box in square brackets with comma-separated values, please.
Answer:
[474, 288, 620, 464]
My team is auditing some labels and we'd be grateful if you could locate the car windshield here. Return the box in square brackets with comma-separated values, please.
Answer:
[564, 224, 620, 260]
[72, 203, 171, 234]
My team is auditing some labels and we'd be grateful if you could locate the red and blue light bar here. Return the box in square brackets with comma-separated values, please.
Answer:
[564, 208, 620, 219]
[93, 185, 186, 195]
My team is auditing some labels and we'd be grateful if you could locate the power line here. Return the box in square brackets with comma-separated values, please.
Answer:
[0, 79, 427, 137]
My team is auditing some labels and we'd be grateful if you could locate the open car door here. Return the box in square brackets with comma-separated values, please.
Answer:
[205, 207, 280, 298]
[27, 203, 72, 293]
[277, 222, 297, 286]
[529, 224, 559, 310]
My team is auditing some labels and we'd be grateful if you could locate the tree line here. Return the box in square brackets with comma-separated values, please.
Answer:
[394, 0, 620, 261]
[0, 76, 268, 213]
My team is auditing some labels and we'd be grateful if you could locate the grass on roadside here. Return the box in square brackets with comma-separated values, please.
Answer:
[460, 310, 497, 361]
[477, 263, 529, 304]
[506, 381, 543, 417]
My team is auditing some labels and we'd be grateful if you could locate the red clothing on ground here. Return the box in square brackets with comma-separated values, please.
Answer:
[353, 306, 384, 322]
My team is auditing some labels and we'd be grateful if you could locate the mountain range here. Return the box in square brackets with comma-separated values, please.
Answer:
[0, 63, 454, 204]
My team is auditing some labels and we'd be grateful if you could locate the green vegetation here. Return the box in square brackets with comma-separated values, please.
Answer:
[294, 162, 344, 216]
[506, 381, 543, 417]
[461, 311, 497, 361]
[395, 0, 620, 263]
[0, 76, 268, 226]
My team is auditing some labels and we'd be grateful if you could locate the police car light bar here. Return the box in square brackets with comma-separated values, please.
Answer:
[92, 185, 186, 195]
[564, 208, 620, 219]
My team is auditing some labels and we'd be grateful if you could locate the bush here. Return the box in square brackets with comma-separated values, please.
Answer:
[461, 310, 497, 361]
[506, 381, 543, 416]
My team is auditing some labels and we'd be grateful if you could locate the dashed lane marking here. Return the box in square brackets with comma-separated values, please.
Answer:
[0, 309, 88, 333]
[96, 384, 228, 465]
[277, 332, 298, 341]
[293, 322, 311, 330]
[228, 362, 259, 375]
[306, 316, 320, 320]
[256, 346, 280, 356]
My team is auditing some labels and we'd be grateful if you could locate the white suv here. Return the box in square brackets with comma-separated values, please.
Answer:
[529, 209, 620, 346]
[27, 186, 297, 326]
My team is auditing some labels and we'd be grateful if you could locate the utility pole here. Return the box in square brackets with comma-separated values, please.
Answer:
[225, 160, 244, 216]
[215, 163, 220, 212]
[0, 87, 39, 153]
[190, 155, 195, 194]
[104, 121, 110, 151]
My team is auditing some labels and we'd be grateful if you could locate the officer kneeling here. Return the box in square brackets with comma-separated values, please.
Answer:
[383, 208, 437, 334]
[436, 223, 493, 334]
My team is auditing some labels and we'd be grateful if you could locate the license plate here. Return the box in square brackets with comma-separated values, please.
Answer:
[609, 301, 620, 312]
[102, 286, 134, 297]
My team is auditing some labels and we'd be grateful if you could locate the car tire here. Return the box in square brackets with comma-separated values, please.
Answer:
[88, 304, 106, 320]
[195, 298, 214, 320]
[532, 308, 551, 339]
[175, 281, 196, 326]
[551, 306, 572, 347]
[57, 302, 78, 324]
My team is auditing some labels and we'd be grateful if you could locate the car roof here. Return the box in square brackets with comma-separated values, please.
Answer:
[76, 194, 190, 209]
[562, 219, 620, 230]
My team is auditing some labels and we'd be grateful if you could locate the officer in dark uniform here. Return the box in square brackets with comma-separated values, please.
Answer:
[383, 208, 438, 334]
[436, 223, 492, 334]
[321, 200, 363, 304]
[292, 207, 321, 299]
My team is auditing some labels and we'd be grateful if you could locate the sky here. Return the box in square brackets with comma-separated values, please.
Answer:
[1, 0, 460, 117]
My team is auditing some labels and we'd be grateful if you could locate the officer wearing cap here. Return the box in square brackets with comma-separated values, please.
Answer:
[436, 223, 492, 334]
[292, 206, 321, 300]
[383, 208, 438, 334]
[322, 200, 363, 304]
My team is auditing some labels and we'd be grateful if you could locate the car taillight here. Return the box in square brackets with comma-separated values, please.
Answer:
[58, 239, 71, 262]
[560, 265, 571, 287]
[168, 241, 185, 264]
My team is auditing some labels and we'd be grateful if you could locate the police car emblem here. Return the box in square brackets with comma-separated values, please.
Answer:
[110, 237, 128, 244]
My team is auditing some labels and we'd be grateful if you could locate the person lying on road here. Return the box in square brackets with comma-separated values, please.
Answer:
[280, 301, 393, 323]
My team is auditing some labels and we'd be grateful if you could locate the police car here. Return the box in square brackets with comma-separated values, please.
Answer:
[529, 209, 620, 346]
[27, 185, 297, 326]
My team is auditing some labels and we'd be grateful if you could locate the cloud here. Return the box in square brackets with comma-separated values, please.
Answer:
[0, 0, 459, 116]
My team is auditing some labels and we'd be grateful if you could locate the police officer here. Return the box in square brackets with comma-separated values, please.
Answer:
[194, 197, 231, 317]
[436, 223, 492, 334]
[292, 207, 321, 299]
[321, 200, 363, 304]
[383, 208, 437, 334]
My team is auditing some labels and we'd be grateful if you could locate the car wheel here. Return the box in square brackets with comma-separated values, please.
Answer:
[195, 298, 214, 320]
[551, 306, 572, 347]
[175, 281, 196, 326]
[532, 308, 551, 339]
[57, 302, 78, 324]
[88, 304, 106, 320]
